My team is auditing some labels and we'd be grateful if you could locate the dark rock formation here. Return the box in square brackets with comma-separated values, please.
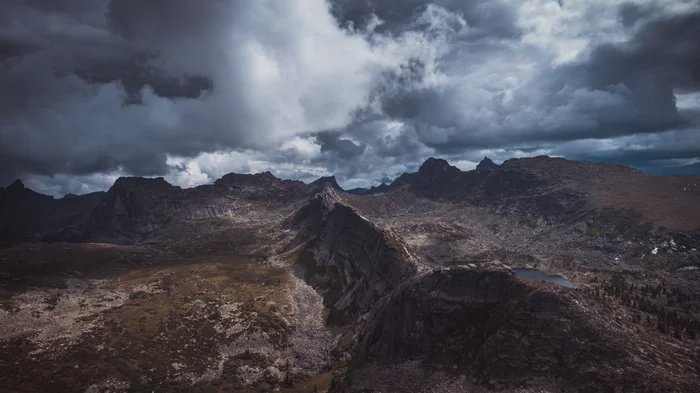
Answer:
[87, 173, 311, 241]
[387, 158, 487, 201]
[475, 156, 499, 172]
[346, 266, 675, 392]
[310, 175, 343, 191]
[287, 188, 417, 323]
[358, 155, 700, 227]
[212, 172, 309, 200]
[214, 171, 278, 188]
[87, 177, 214, 239]
[345, 183, 390, 195]
[0, 180, 105, 246]
[417, 157, 462, 178]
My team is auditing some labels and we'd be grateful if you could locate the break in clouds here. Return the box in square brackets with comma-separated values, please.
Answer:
[1, 0, 699, 196]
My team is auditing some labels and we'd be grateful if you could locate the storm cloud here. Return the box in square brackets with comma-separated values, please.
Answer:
[1, 0, 699, 195]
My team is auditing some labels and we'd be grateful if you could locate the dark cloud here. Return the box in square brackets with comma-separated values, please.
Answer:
[330, 0, 521, 39]
[1, 0, 699, 194]
[2, 0, 404, 186]
[583, 12, 700, 91]
[618, 2, 656, 28]
[371, 6, 700, 156]
[316, 133, 367, 160]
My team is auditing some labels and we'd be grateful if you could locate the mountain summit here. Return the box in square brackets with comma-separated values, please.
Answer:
[310, 175, 343, 190]
[418, 157, 460, 177]
[475, 156, 499, 171]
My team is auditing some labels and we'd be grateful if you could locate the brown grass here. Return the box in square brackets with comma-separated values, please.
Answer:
[0, 241, 332, 392]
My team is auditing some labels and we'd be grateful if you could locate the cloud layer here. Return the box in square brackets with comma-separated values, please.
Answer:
[1, 0, 699, 195]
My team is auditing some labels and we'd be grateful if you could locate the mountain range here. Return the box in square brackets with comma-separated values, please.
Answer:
[1, 155, 699, 392]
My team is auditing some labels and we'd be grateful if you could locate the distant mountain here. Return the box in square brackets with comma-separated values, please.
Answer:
[4, 155, 700, 246]
[0, 180, 105, 245]
[475, 156, 499, 171]
[88, 172, 310, 241]
[309, 175, 343, 190]
[346, 183, 391, 195]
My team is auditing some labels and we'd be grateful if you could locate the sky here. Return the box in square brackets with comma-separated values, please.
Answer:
[1, 0, 699, 196]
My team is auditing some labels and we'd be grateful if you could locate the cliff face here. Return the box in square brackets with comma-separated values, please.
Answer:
[86, 173, 314, 241]
[213, 171, 309, 200]
[401, 156, 588, 220]
[309, 175, 343, 191]
[87, 177, 229, 238]
[1, 172, 313, 245]
[287, 188, 418, 323]
[355, 266, 524, 364]
[345, 266, 683, 392]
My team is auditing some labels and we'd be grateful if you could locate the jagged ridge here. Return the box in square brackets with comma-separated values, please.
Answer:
[286, 187, 418, 323]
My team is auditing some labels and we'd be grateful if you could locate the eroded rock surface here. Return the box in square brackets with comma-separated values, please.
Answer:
[287, 188, 419, 323]
[345, 266, 677, 392]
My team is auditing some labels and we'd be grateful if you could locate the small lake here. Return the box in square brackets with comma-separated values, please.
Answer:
[513, 268, 577, 288]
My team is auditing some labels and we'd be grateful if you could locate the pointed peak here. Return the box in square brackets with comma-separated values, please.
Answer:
[257, 171, 278, 180]
[475, 157, 500, 172]
[7, 179, 25, 189]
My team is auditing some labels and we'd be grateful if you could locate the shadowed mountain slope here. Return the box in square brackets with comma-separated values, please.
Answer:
[336, 265, 699, 392]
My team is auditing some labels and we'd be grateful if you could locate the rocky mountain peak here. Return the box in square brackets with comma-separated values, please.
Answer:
[310, 175, 342, 190]
[111, 176, 175, 194]
[6, 179, 25, 190]
[475, 156, 499, 171]
[1, 179, 50, 201]
[214, 171, 280, 187]
[418, 157, 460, 177]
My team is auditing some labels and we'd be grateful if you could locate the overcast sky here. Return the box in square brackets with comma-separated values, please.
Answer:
[1, 0, 699, 196]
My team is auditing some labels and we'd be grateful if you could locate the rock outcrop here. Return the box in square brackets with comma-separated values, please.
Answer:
[343, 266, 689, 392]
[352, 155, 700, 228]
[310, 175, 343, 191]
[87, 173, 312, 241]
[475, 156, 500, 172]
[0, 180, 105, 245]
[87, 177, 225, 239]
[287, 187, 418, 323]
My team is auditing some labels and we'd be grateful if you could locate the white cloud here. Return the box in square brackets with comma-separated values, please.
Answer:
[280, 137, 322, 160]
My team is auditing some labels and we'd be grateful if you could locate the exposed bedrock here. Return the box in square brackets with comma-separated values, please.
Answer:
[350, 266, 652, 392]
[286, 188, 418, 324]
